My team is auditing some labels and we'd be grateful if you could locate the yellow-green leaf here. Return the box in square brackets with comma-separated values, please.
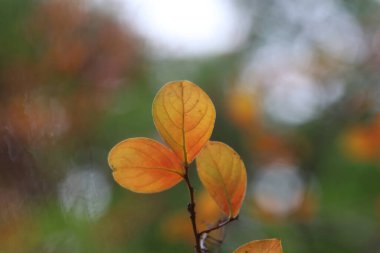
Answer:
[196, 141, 247, 218]
[234, 239, 283, 253]
[108, 137, 184, 193]
[152, 80, 216, 164]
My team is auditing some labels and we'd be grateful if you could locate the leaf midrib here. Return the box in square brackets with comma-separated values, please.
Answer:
[206, 145, 233, 217]
[180, 82, 188, 165]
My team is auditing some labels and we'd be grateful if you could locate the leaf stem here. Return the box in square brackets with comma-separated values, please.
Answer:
[183, 164, 202, 253]
[198, 216, 239, 236]
[183, 165, 238, 252]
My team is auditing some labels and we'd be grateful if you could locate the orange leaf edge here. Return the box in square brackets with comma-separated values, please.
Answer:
[152, 80, 216, 164]
[108, 137, 185, 193]
[196, 141, 247, 218]
[233, 238, 283, 253]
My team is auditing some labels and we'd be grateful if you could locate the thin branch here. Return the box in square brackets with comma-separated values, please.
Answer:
[183, 164, 202, 253]
[198, 216, 239, 236]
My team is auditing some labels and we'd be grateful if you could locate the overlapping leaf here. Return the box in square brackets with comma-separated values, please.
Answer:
[108, 138, 184, 193]
[152, 80, 216, 164]
[196, 141, 247, 218]
[234, 239, 283, 253]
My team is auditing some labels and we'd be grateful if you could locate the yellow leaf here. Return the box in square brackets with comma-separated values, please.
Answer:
[108, 138, 184, 193]
[152, 80, 216, 164]
[196, 141, 247, 218]
[234, 239, 283, 253]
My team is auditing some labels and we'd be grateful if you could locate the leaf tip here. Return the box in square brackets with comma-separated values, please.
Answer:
[234, 238, 283, 253]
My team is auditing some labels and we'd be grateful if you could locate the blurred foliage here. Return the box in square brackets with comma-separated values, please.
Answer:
[1, 0, 380, 253]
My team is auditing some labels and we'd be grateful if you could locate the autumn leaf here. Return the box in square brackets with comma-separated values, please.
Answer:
[234, 239, 283, 253]
[152, 80, 216, 164]
[196, 141, 247, 218]
[108, 138, 184, 193]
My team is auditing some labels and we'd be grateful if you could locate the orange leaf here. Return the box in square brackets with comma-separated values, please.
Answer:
[234, 239, 283, 253]
[108, 138, 184, 193]
[152, 80, 216, 164]
[196, 141, 247, 218]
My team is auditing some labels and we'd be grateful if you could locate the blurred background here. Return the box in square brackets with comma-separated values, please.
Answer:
[1, 0, 380, 252]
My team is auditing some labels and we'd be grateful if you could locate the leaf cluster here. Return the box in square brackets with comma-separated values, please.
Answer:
[108, 80, 283, 253]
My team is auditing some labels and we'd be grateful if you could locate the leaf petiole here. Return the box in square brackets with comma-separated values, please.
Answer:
[198, 215, 239, 236]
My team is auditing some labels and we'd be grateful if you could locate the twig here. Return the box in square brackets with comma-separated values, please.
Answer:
[183, 164, 239, 252]
[198, 216, 239, 236]
[183, 164, 202, 253]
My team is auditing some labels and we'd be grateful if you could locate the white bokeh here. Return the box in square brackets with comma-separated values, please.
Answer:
[96, 0, 249, 57]
[274, 0, 367, 63]
[263, 71, 322, 125]
[59, 167, 112, 221]
[253, 163, 305, 217]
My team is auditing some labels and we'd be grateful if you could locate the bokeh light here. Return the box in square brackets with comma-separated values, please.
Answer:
[117, 0, 249, 57]
[59, 167, 112, 221]
[252, 163, 305, 218]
